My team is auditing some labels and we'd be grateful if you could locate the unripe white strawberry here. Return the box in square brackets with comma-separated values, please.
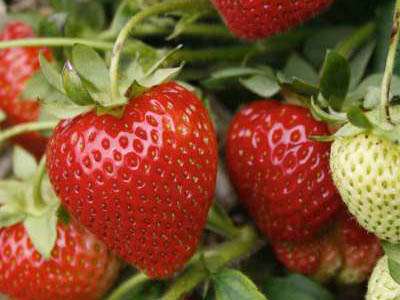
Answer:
[367, 256, 400, 300]
[330, 133, 400, 243]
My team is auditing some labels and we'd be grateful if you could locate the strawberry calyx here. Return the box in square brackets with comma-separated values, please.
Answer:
[381, 241, 400, 285]
[0, 146, 61, 259]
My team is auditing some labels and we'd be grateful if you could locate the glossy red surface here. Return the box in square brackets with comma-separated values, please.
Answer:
[0, 21, 51, 158]
[226, 101, 341, 241]
[0, 221, 120, 300]
[212, 0, 334, 40]
[46, 82, 218, 278]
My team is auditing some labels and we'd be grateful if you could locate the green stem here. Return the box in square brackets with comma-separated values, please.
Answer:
[101, 23, 233, 40]
[336, 22, 376, 59]
[206, 204, 240, 239]
[0, 38, 113, 51]
[0, 121, 58, 145]
[381, 0, 400, 125]
[161, 226, 259, 300]
[172, 29, 313, 64]
[109, 0, 214, 100]
[33, 156, 47, 211]
[107, 273, 149, 300]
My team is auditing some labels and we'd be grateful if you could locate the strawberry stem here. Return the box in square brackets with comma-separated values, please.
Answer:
[335, 22, 376, 59]
[106, 273, 148, 300]
[0, 38, 113, 50]
[109, 0, 214, 101]
[381, 0, 400, 125]
[0, 121, 58, 145]
[161, 225, 260, 300]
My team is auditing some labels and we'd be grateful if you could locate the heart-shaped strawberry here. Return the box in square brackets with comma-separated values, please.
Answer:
[46, 82, 218, 278]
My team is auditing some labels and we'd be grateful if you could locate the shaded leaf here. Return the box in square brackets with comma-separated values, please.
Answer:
[284, 53, 318, 84]
[320, 51, 351, 111]
[24, 210, 58, 259]
[240, 75, 280, 98]
[347, 106, 373, 129]
[22, 71, 53, 100]
[349, 41, 376, 90]
[388, 258, 400, 285]
[264, 274, 334, 300]
[62, 61, 93, 106]
[213, 269, 267, 300]
[71, 44, 110, 93]
[13, 146, 37, 180]
[39, 53, 64, 93]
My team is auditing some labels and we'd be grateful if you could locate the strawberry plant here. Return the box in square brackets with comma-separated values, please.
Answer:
[0, 0, 398, 299]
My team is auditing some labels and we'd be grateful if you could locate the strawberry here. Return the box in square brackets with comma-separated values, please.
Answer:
[0, 221, 120, 300]
[273, 233, 341, 281]
[273, 211, 382, 284]
[211, 0, 334, 40]
[226, 101, 342, 242]
[0, 21, 51, 158]
[366, 256, 400, 300]
[336, 212, 382, 284]
[330, 133, 400, 243]
[46, 82, 218, 279]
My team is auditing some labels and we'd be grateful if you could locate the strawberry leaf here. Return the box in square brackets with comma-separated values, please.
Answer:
[212, 269, 267, 300]
[284, 53, 319, 85]
[167, 11, 204, 40]
[320, 50, 351, 111]
[264, 274, 334, 300]
[24, 209, 58, 259]
[22, 71, 53, 101]
[382, 241, 400, 263]
[334, 123, 365, 138]
[388, 258, 400, 285]
[347, 106, 373, 129]
[71, 44, 110, 94]
[138, 64, 184, 88]
[62, 61, 94, 106]
[13, 147, 37, 180]
[277, 73, 319, 97]
[310, 97, 347, 123]
[41, 96, 94, 120]
[349, 41, 376, 90]
[240, 75, 280, 98]
[39, 53, 64, 93]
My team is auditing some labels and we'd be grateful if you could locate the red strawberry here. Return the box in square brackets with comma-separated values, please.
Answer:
[0, 21, 52, 158]
[46, 82, 218, 279]
[273, 232, 341, 281]
[212, 0, 334, 40]
[212, 0, 333, 40]
[336, 212, 382, 284]
[273, 211, 382, 283]
[0, 220, 120, 300]
[226, 101, 342, 242]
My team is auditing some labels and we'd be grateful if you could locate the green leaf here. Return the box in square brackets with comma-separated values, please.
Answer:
[284, 53, 319, 85]
[382, 241, 400, 263]
[334, 123, 365, 138]
[203, 67, 266, 89]
[349, 74, 400, 101]
[13, 146, 37, 180]
[320, 51, 351, 111]
[207, 203, 237, 238]
[363, 86, 381, 109]
[240, 75, 280, 98]
[374, 1, 395, 73]
[388, 258, 400, 285]
[167, 11, 204, 40]
[138, 64, 184, 88]
[24, 210, 58, 259]
[22, 71, 53, 100]
[310, 97, 347, 123]
[41, 92, 94, 120]
[212, 269, 267, 300]
[39, 53, 64, 93]
[347, 106, 373, 129]
[349, 41, 376, 90]
[264, 274, 334, 300]
[279, 76, 319, 97]
[37, 14, 64, 38]
[71, 44, 110, 93]
[0, 180, 27, 205]
[0, 207, 25, 227]
[62, 61, 94, 106]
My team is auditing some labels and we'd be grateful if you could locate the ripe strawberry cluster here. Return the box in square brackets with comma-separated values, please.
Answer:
[0, 0, 394, 299]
